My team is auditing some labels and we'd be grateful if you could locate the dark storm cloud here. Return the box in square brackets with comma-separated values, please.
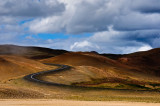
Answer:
[0, 0, 65, 17]
[113, 13, 160, 31]
[29, 0, 160, 34]
[131, 0, 160, 13]
[138, 7, 160, 13]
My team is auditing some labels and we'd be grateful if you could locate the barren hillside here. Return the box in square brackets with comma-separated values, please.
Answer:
[40, 51, 160, 90]
[0, 55, 53, 82]
[0, 45, 68, 60]
[117, 48, 160, 76]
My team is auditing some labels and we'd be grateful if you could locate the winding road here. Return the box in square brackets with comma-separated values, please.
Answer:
[24, 63, 72, 87]
[24, 63, 160, 92]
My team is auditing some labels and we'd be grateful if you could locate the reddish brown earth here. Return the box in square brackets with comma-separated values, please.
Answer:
[40, 50, 160, 89]
[0, 55, 53, 81]
[0, 45, 160, 100]
[118, 48, 160, 76]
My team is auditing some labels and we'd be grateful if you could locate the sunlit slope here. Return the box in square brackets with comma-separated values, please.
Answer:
[40, 52, 126, 68]
[0, 55, 53, 81]
[40, 52, 160, 90]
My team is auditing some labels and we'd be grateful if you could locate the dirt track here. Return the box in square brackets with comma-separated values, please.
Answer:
[0, 99, 160, 106]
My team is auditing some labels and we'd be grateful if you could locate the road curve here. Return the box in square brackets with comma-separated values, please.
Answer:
[24, 63, 160, 92]
[24, 63, 72, 87]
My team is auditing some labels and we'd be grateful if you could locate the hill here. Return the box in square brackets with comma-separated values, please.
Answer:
[1, 44, 160, 91]
[40, 51, 160, 90]
[0, 45, 68, 60]
[40, 52, 122, 67]
[0, 45, 160, 101]
[0, 55, 53, 82]
[117, 48, 160, 76]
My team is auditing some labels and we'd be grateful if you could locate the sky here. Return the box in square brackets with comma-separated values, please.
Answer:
[0, 0, 160, 54]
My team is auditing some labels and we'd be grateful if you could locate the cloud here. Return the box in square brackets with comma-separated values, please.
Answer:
[70, 27, 154, 54]
[0, 16, 18, 24]
[70, 40, 100, 51]
[29, 0, 121, 34]
[113, 12, 160, 31]
[152, 37, 160, 48]
[0, 0, 160, 54]
[28, 0, 160, 34]
[0, 0, 65, 17]
[138, 45, 152, 52]
[131, 0, 160, 13]
[0, 0, 65, 44]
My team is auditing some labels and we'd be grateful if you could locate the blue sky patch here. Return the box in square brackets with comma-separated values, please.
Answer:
[31, 33, 93, 40]
[19, 19, 34, 25]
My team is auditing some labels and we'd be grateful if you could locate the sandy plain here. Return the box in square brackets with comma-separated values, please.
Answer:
[0, 99, 160, 106]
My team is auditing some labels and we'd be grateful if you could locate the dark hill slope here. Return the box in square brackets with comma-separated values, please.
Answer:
[0, 45, 68, 60]
[117, 48, 160, 76]
[102, 48, 160, 76]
